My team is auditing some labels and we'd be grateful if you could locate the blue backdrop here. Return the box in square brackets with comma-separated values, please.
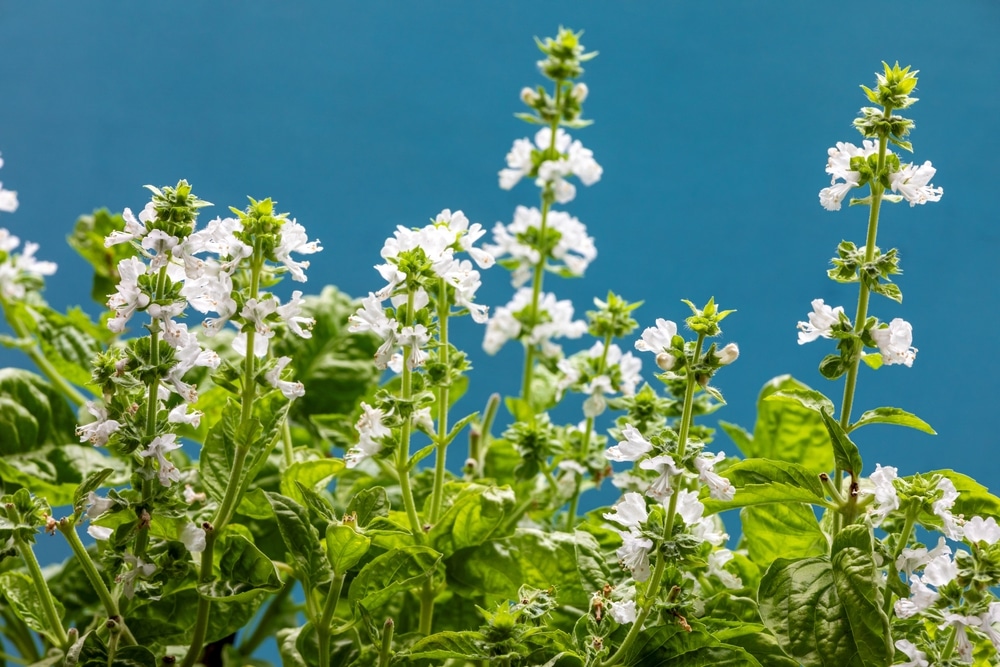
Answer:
[2, 3, 998, 507]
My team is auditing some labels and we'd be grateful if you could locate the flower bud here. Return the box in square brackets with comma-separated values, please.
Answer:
[520, 87, 539, 105]
[717, 343, 739, 366]
[655, 352, 676, 371]
[572, 82, 589, 103]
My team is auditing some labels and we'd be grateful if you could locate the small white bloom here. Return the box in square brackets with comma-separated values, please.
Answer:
[864, 464, 899, 526]
[635, 318, 677, 354]
[708, 549, 742, 589]
[797, 299, 845, 344]
[894, 575, 939, 619]
[675, 490, 705, 526]
[871, 318, 917, 367]
[893, 639, 929, 667]
[890, 161, 943, 207]
[979, 602, 1000, 652]
[716, 343, 739, 365]
[694, 452, 735, 501]
[139, 434, 183, 487]
[608, 599, 636, 624]
[895, 537, 950, 580]
[87, 525, 113, 541]
[605, 424, 653, 462]
[105, 203, 154, 246]
[85, 492, 114, 520]
[183, 484, 207, 504]
[345, 402, 391, 469]
[277, 291, 315, 339]
[117, 553, 156, 599]
[639, 454, 683, 501]
[932, 477, 961, 540]
[180, 523, 206, 553]
[938, 614, 979, 664]
[266, 356, 305, 399]
[275, 219, 321, 282]
[603, 492, 648, 528]
[616, 529, 653, 582]
[76, 401, 122, 446]
[922, 552, 958, 588]
[107, 256, 151, 333]
[963, 516, 1000, 545]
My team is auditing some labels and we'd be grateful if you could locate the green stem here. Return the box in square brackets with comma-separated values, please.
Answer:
[940, 623, 958, 660]
[378, 619, 394, 667]
[180, 243, 266, 667]
[238, 576, 295, 657]
[316, 573, 346, 667]
[419, 579, 435, 635]
[282, 419, 294, 468]
[0, 299, 87, 408]
[519, 81, 563, 405]
[565, 333, 614, 530]
[396, 289, 424, 538]
[14, 538, 68, 648]
[883, 504, 918, 617]
[57, 521, 137, 646]
[599, 335, 705, 667]
[835, 106, 893, 498]
[429, 279, 451, 523]
[470, 393, 500, 476]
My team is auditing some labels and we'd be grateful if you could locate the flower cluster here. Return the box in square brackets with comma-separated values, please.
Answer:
[0, 228, 57, 301]
[485, 205, 596, 288]
[482, 287, 586, 357]
[556, 341, 641, 418]
[498, 127, 602, 204]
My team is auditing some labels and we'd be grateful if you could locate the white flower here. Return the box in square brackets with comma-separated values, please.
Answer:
[871, 318, 917, 367]
[675, 490, 705, 525]
[605, 424, 653, 462]
[890, 161, 943, 207]
[484, 206, 596, 287]
[275, 219, 321, 282]
[797, 299, 845, 344]
[139, 434, 183, 487]
[76, 401, 122, 447]
[266, 356, 305, 399]
[345, 402, 391, 469]
[864, 464, 899, 526]
[180, 523, 206, 553]
[922, 552, 958, 588]
[482, 287, 585, 357]
[499, 137, 535, 190]
[932, 477, 961, 540]
[608, 599, 636, 625]
[895, 537, 950, 580]
[979, 602, 1000, 652]
[819, 141, 879, 211]
[107, 256, 150, 333]
[105, 203, 154, 246]
[435, 208, 495, 270]
[616, 529, 653, 582]
[635, 318, 677, 354]
[893, 639, 929, 667]
[117, 553, 157, 599]
[708, 549, 742, 589]
[639, 454, 683, 501]
[938, 614, 980, 664]
[167, 403, 203, 428]
[277, 291, 315, 339]
[85, 492, 114, 520]
[183, 484, 207, 505]
[603, 492, 648, 528]
[694, 452, 735, 501]
[87, 525, 113, 541]
[716, 343, 739, 365]
[894, 575, 939, 619]
[183, 216, 252, 265]
[963, 516, 1000, 545]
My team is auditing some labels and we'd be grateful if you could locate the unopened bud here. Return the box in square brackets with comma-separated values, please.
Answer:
[572, 82, 589, 102]
[463, 457, 478, 474]
[717, 343, 739, 366]
[520, 87, 539, 105]
[655, 352, 677, 371]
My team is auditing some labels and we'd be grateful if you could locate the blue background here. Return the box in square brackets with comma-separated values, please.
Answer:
[1, 0, 998, 562]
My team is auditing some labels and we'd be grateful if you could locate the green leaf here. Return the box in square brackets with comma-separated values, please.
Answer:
[0, 572, 66, 645]
[860, 353, 883, 370]
[71, 467, 115, 517]
[746, 376, 833, 474]
[428, 483, 516, 557]
[448, 529, 612, 611]
[614, 623, 763, 666]
[718, 421, 753, 459]
[325, 524, 371, 573]
[711, 623, 798, 667]
[201, 399, 240, 503]
[849, 407, 935, 435]
[347, 545, 442, 614]
[129, 588, 265, 646]
[345, 486, 389, 527]
[870, 280, 902, 304]
[276, 626, 308, 667]
[25, 303, 108, 388]
[702, 459, 826, 515]
[198, 534, 282, 601]
[405, 631, 490, 660]
[0, 368, 78, 456]
[0, 445, 124, 507]
[763, 389, 835, 416]
[741, 503, 828, 568]
[279, 458, 345, 505]
[67, 208, 139, 307]
[758, 525, 891, 667]
[265, 491, 333, 587]
[820, 410, 863, 477]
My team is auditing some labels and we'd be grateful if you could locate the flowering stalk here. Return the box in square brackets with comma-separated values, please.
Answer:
[598, 334, 704, 667]
[316, 572, 346, 667]
[10, 537, 68, 648]
[429, 277, 452, 523]
[396, 288, 424, 538]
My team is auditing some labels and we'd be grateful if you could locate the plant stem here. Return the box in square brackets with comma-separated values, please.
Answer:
[835, 106, 893, 495]
[598, 335, 705, 667]
[316, 573, 346, 667]
[282, 419, 294, 468]
[883, 504, 918, 617]
[180, 244, 266, 667]
[396, 288, 424, 538]
[14, 538, 69, 648]
[57, 521, 137, 646]
[378, 619, 394, 667]
[419, 579, 435, 635]
[238, 576, 295, 657]
[565, 333, 613, 530]
[429, 279, 451, 523]
[519, 81, 563, 405]
[0, 299, 87, 408]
